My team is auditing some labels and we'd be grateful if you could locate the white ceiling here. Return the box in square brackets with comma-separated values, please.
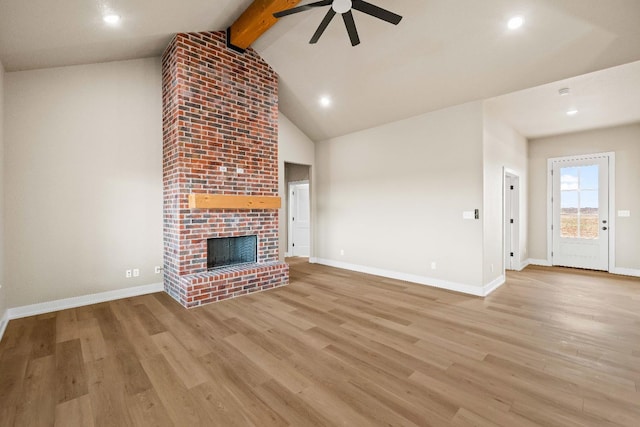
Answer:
[1, 0, 640, 141]
[0, 0, 253, 70]
[485, 60, 640, 139]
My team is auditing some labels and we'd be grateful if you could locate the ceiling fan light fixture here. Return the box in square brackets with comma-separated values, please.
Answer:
[332, 0, 352, 14]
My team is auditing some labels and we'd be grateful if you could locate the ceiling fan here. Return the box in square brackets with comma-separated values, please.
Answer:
[273, 0, 402, 46]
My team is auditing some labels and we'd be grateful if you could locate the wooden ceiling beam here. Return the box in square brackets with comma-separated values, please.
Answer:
[227, 0, 301, 52]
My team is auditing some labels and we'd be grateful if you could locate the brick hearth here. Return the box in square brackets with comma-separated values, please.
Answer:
[161, 31, 288, 308]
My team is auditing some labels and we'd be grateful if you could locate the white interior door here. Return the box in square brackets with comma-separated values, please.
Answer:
[290, 182, 310, 257]
[552, 156, 609, 270]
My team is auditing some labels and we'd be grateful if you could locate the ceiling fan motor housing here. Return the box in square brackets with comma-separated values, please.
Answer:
[273, 0, 402, 46]
[332, 0, 353, 13]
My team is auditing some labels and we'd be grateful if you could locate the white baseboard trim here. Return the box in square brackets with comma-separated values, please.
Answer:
[311, 258, 497, 297]
[515, 259, 530, 271]
[483, 275, 506, 296]
[0, 309, 9, 343]
[526, 258, 552, 267]
[611, 267, 640, 278]
[7, 282, 164, 321]
[284, 252, 292, 258]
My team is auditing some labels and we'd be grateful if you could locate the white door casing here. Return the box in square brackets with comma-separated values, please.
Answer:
[289, 181, 310, 257]
[551, 154, 610, 271]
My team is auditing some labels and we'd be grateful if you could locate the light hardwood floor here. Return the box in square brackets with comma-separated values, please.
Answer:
[1, 259, 639, 426]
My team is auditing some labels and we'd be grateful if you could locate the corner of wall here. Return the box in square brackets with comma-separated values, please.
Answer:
[481, 105, 528, 284]
[0, 59, 7, 338]
[278, 112, 316, 261]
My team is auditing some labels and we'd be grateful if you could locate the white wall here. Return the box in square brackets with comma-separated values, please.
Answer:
[315, 102, 485, 290]
[483, 108, 528, 282]
[0, 60, 7, 330]
[4, 58, 163, 308]
[278, 113, 315, 260]
[529, 124, 640, 271]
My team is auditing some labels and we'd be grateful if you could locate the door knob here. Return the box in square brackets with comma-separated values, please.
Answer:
[602, 226, 608, 230]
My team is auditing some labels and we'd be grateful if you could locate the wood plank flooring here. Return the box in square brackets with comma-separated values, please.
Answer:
[1, 258, 640, 426]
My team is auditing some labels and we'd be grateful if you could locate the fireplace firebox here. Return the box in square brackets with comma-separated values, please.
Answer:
[207, 235, 257, 269]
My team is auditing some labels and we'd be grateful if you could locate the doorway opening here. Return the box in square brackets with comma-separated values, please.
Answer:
[548, 152, 614, 271]
[504, 169, 520, 271]
[285, 163, 311, 258]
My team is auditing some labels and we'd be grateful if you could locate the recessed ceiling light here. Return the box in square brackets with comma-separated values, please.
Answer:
[566, 109, 579, 116]
[558, 87, 570, 96]
[103, 14, 121, 25]
[507, 16, 524, 30]
[319, 96, 331, 108]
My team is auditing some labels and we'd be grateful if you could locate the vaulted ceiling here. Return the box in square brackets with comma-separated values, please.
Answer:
[2, 0, 640, 141]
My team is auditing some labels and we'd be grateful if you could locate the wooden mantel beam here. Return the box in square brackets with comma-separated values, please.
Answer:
[189, 194, 282, 209]
[227, 0, 301, 51]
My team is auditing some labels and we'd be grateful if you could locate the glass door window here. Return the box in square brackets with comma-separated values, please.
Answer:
[560, 164, 599, 239]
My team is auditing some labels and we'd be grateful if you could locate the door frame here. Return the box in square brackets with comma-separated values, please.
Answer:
[546, 152, 616, 272]
[288, 180, 310, 257]
[503, 168, 520, 272]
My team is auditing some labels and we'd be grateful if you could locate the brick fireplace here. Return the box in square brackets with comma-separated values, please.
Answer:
[161, 31, 288, 308]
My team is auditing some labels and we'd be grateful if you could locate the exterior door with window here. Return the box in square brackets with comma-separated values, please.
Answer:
[552, 156, 609, 270]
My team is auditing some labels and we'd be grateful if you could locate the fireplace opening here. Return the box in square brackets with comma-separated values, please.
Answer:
[207, 235, 257, 269]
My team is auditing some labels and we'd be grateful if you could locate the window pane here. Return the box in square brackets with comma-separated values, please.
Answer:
[580, 190, 598, 209]
[561, 191, 578, 238]
[580, 190, 599, 239]
[579, 215, 598, 239]
[561, 191, 578, 209]
[580, 164, 599, 190]
[561, 167, 579, 190]
[561, 213, 578, 238]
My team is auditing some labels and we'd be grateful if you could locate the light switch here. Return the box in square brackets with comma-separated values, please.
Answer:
[463, 211, 475, 220]
[618, 210, 631, 217]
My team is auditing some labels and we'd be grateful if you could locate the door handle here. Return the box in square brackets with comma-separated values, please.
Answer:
[602, 226, 608, 230]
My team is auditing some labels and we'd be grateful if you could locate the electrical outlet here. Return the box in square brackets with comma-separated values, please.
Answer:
[155, 266, 162, 274]
[237, 167, 244, 174]
[125, 269, 132, 278]
[431, 262, 436, 270]
[340, 249, 345, 256]
[219, 166, 227, 172]
[133, 268, 140, 277]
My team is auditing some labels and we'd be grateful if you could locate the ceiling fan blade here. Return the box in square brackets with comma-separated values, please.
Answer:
[351, 0, 402, 25]
[274, 0, 332, 18]
[310, 9, 337, 44]
[342, 11, 360, 46]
